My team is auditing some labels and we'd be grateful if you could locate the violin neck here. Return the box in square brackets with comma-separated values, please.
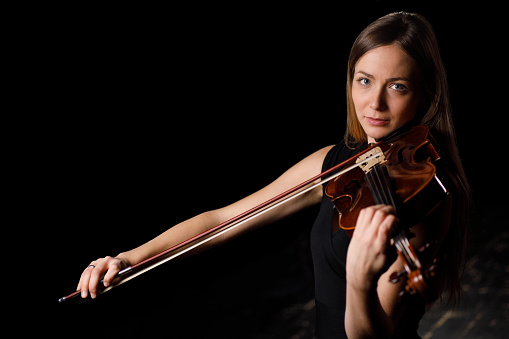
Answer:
[364, 164, 421, 272]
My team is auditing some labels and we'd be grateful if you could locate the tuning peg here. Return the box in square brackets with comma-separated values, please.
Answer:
[389, 270, 407, 283]
[424, 258, 439, 277]
[399, 286, 417, 300]
[418, 240, 438, 253]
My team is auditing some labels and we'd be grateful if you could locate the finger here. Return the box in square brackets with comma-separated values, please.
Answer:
[354, 208, 366, 234]
[370, 205, 396, 229]
[77, 262, 96, 289]
[77, 266, 87, 291]
[77, 275, 82, 291]
[355, 206, 375, 234]
[78, 264, 96, 298]
[366, 207, 389, 235]
[379, 204, 396, 215]
[103, 261, 122, 287]
[376, 214, 397, 249]
[367, 204, 396, 218]
[89, 257, 111, 298]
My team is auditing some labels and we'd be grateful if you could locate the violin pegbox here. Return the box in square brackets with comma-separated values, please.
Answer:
[389, 250, 440, 301]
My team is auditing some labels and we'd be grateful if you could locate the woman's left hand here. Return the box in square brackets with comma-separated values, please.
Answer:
[346, 204, 398, 292]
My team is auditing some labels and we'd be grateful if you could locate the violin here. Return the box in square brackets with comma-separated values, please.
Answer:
[59, 124, 447, 303]
[325, 124, 448, 300]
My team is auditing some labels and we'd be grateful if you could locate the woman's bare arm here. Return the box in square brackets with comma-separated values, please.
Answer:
[78, 145, 333, 298]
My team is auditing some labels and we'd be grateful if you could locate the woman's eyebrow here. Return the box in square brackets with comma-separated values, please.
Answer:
[387, 76, 412, 82]
[356, 71, 374, 78]
[356, 71, 412, 82]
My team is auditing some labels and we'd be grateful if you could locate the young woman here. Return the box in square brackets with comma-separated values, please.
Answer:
[76, 12, 470, 338]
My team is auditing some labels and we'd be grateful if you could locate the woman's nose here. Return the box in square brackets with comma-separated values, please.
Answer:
[369, 88, 387, 111]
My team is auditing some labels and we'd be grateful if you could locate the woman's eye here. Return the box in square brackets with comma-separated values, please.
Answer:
[389, 83, 407, 91]
[358, 78, 370, 86]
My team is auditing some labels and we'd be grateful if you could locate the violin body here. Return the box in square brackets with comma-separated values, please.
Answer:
[326, 125, 446, 235]
[325, 125, 448, 300]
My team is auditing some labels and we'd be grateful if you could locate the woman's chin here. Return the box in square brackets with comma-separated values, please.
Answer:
[363, 125, 393, 142]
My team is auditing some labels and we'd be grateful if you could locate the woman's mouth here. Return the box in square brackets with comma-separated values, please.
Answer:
[366, 117, 390, 126]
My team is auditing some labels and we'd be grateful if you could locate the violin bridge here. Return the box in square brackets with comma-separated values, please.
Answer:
[356, 146, 385, 173]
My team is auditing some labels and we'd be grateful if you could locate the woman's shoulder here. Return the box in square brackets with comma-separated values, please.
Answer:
[322, 140, 367, 172]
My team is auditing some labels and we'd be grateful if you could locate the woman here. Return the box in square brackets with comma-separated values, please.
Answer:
[77, 12, 470, 338]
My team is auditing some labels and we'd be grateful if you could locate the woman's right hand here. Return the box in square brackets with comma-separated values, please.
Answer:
[77, 256, 129, 299]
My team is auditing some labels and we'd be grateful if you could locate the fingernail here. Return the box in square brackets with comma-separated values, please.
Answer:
[91, 292, 96, 299]
[81, 290, 87, 298]
[103, 281, 109, 287]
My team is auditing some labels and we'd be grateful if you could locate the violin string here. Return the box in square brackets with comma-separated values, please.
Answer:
[368, 164, 419, 271]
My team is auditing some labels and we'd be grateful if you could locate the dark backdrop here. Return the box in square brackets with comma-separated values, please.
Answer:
[28, 1, 505, 338]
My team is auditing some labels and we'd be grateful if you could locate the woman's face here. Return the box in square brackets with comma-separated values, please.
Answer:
[352, 44, 422, 143]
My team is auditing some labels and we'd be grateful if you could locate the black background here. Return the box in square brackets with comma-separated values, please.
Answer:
[20, 1, 506, 338]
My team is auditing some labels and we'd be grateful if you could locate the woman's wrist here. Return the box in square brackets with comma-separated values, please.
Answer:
[115, 252, 135, 268]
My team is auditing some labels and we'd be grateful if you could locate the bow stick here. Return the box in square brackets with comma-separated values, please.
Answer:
[59, 144, 384, 303]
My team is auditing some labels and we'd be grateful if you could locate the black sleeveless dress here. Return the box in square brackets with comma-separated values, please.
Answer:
[310, 141, 425, 339]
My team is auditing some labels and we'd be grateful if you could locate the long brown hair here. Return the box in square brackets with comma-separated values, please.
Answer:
[345, 12, 471, 305]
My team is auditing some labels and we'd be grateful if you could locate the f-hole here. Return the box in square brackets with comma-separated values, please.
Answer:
[395, 145, 416, 165]
[344, 179, 362, 193]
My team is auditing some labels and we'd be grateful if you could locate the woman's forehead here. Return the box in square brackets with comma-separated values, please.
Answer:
[355, 44, 420, 81]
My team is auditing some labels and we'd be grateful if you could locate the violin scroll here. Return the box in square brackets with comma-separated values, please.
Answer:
[389, 240, 440, 300]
